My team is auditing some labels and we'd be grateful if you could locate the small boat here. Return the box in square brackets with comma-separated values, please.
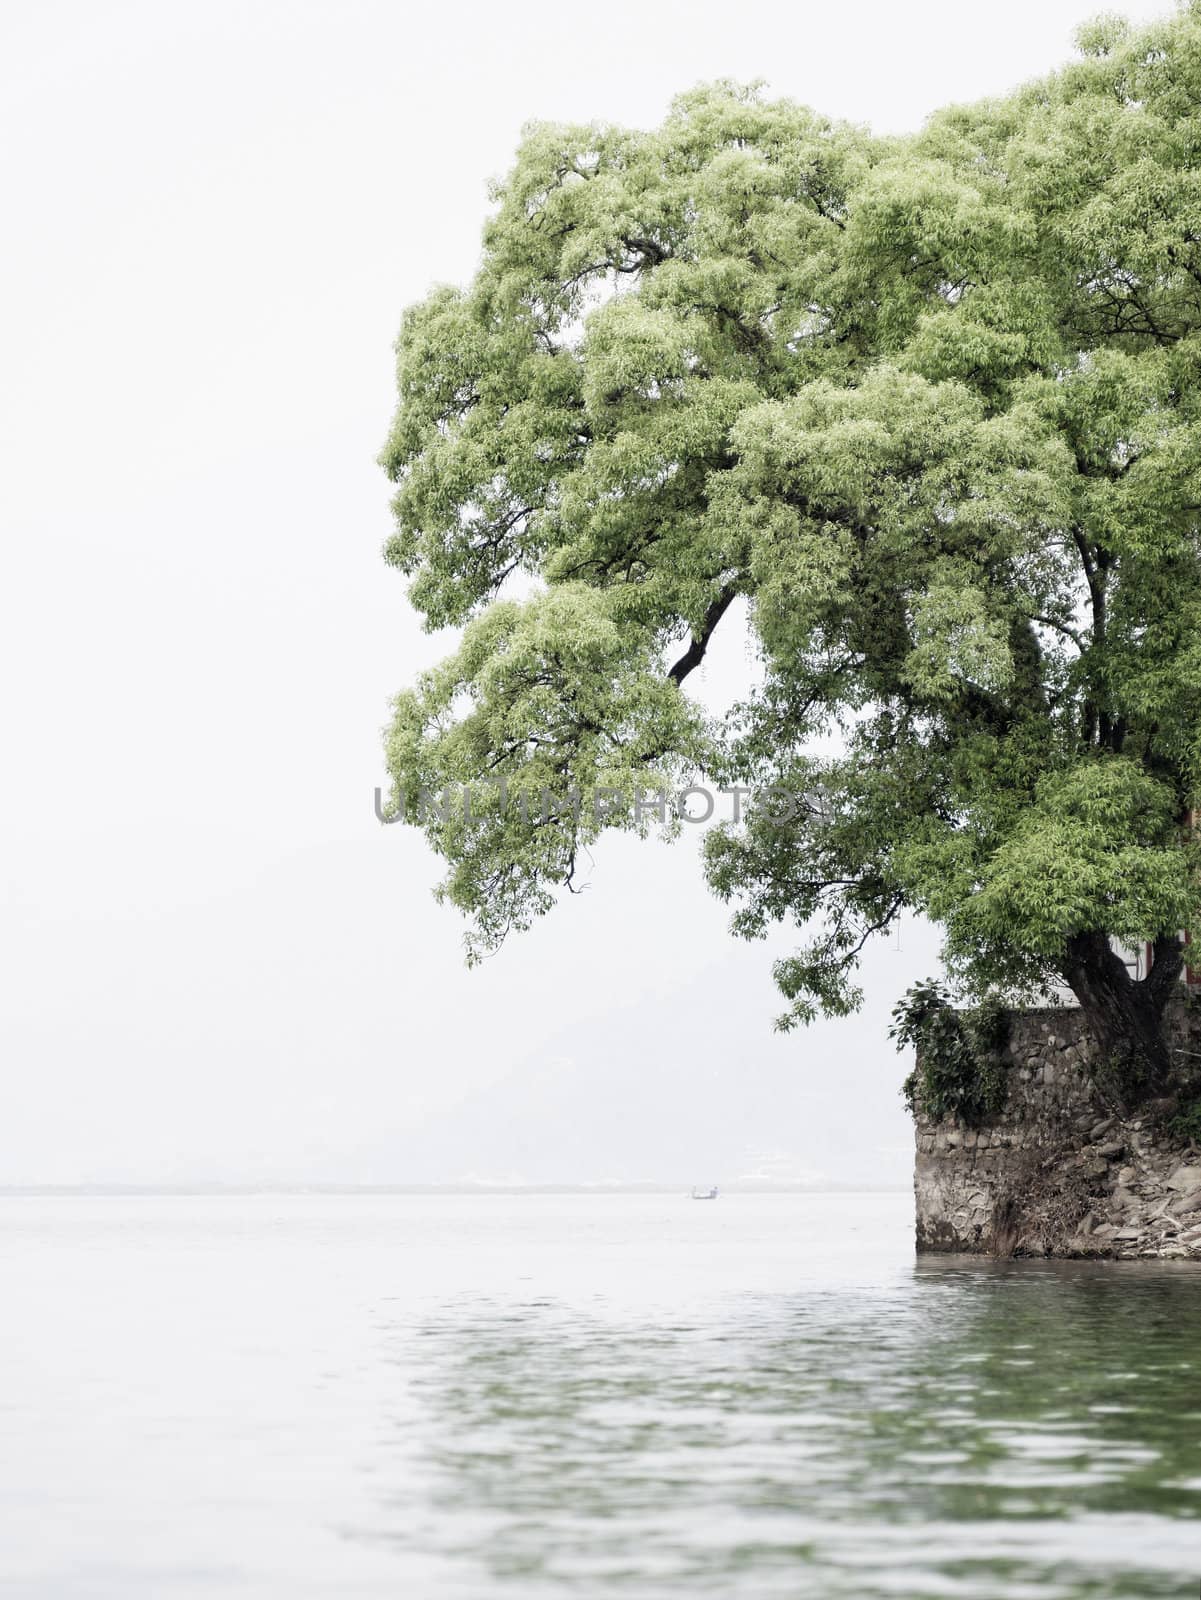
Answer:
[690, 1186, 719, 1200]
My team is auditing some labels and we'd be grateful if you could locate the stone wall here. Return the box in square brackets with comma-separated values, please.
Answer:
[914, 1004, 1201, 1259]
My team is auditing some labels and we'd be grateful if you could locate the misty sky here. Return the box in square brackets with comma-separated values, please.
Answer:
[0, 0, 1174, 1186]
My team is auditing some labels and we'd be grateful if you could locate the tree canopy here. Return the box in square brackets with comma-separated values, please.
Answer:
[380, 7, 1201, 1089]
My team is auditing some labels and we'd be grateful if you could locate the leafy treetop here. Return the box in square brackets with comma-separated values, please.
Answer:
[381, 9, 1201, 1085]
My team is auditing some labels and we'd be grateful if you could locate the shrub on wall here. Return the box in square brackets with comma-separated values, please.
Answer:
[893, 982, 1010, 1125]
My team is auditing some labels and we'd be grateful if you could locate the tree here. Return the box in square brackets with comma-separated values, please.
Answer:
[380, 10, 1201, 1097]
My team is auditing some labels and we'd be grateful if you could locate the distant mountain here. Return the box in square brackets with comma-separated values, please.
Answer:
[339, 961, 915, 1188]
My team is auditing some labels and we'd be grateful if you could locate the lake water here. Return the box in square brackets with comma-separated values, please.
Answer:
[1, 1192, 1199, 1599]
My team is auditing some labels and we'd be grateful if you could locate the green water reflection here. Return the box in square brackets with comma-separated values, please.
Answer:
[396, 1260, 1201, 1598]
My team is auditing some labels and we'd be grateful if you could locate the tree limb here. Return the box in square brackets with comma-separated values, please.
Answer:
[667, 587, 737, 685]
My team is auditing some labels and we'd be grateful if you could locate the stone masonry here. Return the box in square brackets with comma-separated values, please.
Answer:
[914, 1004, 1201, 1259]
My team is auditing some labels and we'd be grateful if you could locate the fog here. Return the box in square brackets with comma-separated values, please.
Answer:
[0, 0, 1171, 1186]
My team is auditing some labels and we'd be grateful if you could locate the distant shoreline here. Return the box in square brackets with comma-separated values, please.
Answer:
[0, 1183, 911, 1198]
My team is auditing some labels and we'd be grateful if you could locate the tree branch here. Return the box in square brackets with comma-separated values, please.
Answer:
[1146, 932, 1185, 1010]
[667, 587, 737, 685]
[1030, 613, 1085, 650]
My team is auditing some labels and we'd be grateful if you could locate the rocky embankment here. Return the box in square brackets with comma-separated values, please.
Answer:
[914, 1006, 1201, 1259]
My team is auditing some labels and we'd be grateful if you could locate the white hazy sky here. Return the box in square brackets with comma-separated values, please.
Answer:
[0, 0, 1175, 1186]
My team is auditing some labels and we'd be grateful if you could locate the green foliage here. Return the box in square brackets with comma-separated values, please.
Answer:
[962, 760, 1195, 959]
[380, 15, 1201, 1019]
[892, 982, 1011, 1125]
[1167, 1095, 1201, 1144]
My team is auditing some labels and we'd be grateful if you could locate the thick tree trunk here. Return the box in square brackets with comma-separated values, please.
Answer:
[1061, 931, 1183, 1103]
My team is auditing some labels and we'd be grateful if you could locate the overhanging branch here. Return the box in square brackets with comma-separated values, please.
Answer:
[668, 587, 737, 686]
